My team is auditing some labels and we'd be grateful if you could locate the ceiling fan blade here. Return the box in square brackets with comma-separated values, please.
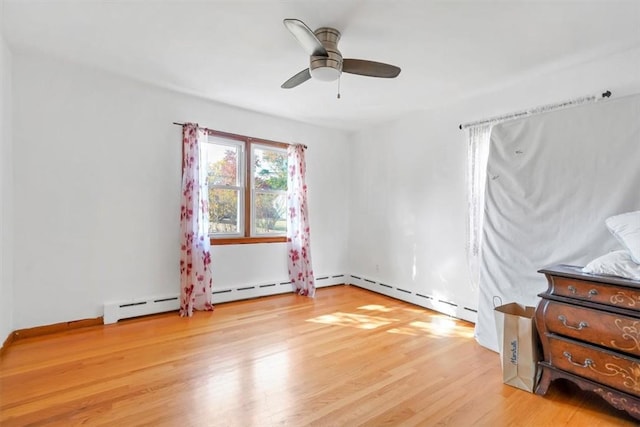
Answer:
[281, 68, 312, 89]
[283, 19, 328, 57]
[342, 59, 401, 78]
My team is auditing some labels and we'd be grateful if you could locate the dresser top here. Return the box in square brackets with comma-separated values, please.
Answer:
[539, 264, 640, 288]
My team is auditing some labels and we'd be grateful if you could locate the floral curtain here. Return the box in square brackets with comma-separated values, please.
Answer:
[287, 144, 315, 297]
[179, 123, 214, 316]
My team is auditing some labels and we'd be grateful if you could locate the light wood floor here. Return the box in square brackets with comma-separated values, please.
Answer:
[0, 285, 637, 426]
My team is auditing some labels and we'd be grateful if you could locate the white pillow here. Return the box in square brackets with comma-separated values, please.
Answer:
[606, 210, 640, 263]
[582, 250, 640, 281]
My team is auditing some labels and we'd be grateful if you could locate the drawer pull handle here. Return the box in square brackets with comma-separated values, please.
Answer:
[562, 351, 593, 368]
[566, 286, 599, 298]
[557, 315, 588, 331]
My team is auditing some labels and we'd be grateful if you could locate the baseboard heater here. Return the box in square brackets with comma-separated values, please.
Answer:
[348, 274, 477, 324]
[103, 273, 346, 324]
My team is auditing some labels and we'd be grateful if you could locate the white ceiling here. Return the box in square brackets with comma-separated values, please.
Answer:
[3, 0, 640, 131]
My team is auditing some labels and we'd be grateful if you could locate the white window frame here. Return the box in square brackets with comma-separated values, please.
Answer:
[206, 136, 245, 238]
[251, 143, 288, 237]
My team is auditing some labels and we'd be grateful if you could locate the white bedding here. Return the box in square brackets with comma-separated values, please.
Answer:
[582, 250, 640, 281]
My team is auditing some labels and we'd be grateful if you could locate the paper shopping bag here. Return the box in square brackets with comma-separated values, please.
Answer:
[494, 302, 541, 392]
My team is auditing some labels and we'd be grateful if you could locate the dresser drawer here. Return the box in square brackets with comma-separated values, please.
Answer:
[548, 336, 640, 397]
[543, 300, 640, 357]
[550, 276, 640, 311]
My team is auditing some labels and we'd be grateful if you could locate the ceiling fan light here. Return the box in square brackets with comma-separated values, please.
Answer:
[310, 66, 341, 82]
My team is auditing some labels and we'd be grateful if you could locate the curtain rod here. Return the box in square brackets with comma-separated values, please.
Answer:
[458, 90, 612, 130]
[173, 122, 307, 149]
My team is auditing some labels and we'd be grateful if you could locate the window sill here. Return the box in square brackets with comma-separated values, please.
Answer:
[211, 236, 287, 245]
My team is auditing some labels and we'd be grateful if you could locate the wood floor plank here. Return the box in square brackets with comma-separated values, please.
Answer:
[0, 285, 637, 426]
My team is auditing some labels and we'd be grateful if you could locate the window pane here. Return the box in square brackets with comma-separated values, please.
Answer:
[254, 192, 286, 234]
[209, 188, 240, 234]
[204, 142, 239, 186]
[254, 147, 287, 191]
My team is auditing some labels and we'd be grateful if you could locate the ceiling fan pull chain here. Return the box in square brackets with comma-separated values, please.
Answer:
[337, 76, 341, 99]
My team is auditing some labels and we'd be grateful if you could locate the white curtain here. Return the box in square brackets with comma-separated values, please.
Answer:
[286, 144, 315, 296]
[464, 95, 601, 283]
[179, 123, 214, 316]
[474, 94, 640, 351]
[466, 124, 493, 289]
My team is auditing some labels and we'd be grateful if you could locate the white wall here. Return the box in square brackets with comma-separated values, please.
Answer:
[10, 41, 640, 331]
[12, 52, 350, 329]
[348, 46, 640, 323]
[0, 3, 14, 341]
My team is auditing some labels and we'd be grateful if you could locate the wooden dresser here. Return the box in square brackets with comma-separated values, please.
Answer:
[536, 264, 640, 420]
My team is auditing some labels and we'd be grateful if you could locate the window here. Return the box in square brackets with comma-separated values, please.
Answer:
[203, 130, 288, 244]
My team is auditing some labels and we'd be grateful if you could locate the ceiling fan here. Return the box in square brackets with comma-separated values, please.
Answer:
[281, 18, 401, 89]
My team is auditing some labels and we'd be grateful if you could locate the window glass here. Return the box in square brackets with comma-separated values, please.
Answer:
[254, 192, 287, 234]
[253, 146, 288, 236]
[253, 147, 288, 191]
[205, 138, 243, 236]
[209, 188, 240, 234]
[205, 139, 240, 186]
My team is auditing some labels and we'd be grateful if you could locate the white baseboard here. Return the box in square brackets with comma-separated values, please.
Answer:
[103, 273, 477, 325]
[103, 273, 347, 324]
[347, 274, 478, 324]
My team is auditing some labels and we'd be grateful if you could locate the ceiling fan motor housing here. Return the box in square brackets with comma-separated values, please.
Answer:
[310, 27, 342, 81]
